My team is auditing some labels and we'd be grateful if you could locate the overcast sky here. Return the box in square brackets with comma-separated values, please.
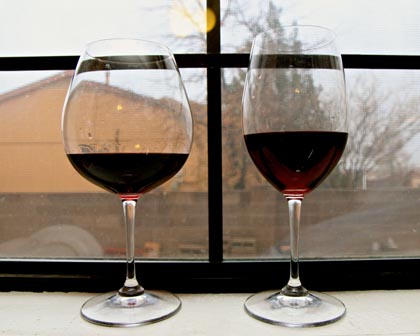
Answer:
[0, 0, 419, 55]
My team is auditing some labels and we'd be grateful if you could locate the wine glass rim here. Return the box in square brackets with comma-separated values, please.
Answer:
[254, 25, 336, 53]
[84, 37, 174, 64]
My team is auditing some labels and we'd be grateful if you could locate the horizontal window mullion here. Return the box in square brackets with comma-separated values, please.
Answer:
[0, 56, 78, 71]
[1, 54, 420, 70]
[0, 54, 245, 70]
[342, 54, 420, 69]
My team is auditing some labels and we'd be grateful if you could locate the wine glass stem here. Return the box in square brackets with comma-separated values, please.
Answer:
[281, 198, 308, 297]
[119, 198, 144, 297]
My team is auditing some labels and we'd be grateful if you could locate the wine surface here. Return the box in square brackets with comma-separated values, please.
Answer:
[67, 153, 188, 195]
[244, 131, 347, 198]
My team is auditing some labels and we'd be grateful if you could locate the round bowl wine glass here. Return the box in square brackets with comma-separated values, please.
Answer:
[242, 25, 348, 327]
[62, 38, 193, 327]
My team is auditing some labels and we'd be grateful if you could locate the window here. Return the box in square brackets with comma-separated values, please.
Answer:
[0, 0, 420, 292]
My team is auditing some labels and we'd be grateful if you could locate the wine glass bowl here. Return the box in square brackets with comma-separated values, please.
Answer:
[62, 38, 192, 327]
[242, 25, 347, 327]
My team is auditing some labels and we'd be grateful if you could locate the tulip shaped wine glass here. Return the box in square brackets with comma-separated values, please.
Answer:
[242, 25, 348, 327]
[62, 39, 193, 327]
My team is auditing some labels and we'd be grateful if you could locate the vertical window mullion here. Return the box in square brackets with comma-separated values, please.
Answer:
[206, 0, 223, 262]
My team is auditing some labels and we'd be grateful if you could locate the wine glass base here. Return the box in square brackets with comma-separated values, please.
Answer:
[80, 290, 181, 327]
[245, 290, 345, 328]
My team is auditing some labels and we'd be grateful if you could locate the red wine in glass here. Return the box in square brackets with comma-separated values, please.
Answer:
[244, 131, 348, 198]
[67, 153, 188, 196]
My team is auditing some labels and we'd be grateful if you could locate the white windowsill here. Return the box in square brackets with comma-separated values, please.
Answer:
[2, 290, 419, 335]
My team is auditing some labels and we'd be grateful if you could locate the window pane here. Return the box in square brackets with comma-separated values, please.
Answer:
[0, 69, 208, 259]
[222, 68, 420, 258]
[221, 0, 420, 55]
[0, 0, 206, 56]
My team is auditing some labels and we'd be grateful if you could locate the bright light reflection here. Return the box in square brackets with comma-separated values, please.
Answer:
[170, 1, 215, 36]
[206, 8, 216, 32]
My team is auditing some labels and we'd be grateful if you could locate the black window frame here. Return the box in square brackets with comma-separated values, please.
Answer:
[1, 0, 420, 293]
